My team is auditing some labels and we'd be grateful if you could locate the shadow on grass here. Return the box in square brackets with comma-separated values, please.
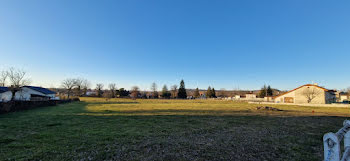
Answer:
[73, 103, 349, 161]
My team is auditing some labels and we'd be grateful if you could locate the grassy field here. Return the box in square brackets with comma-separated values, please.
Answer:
[1, 98, 350, 161]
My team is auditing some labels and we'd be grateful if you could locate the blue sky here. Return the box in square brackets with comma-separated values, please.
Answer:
[0, 0, 349, 91]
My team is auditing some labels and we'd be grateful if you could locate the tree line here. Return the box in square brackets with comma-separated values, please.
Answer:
[55, 77, 279, 99]
[1, 67, 280, 100]
[128, 80, 187, 99]
[258, 85, 273, 97]
[61, 78, 131, 98]
[60, 79, 188, 99]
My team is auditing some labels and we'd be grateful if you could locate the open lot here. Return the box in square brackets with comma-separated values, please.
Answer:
[1, 98, 350, 161]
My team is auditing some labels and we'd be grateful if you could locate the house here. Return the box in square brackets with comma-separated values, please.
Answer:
[15, 86, 57, 101]
[339, 93, 349, 102]
[274, 84, 336, 104]
[0, 87, 12, 102]
[235, 95, 241, 99]
[245, 93, 257, 100]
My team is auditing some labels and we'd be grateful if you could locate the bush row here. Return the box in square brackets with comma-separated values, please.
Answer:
[0, 98, 79, 114]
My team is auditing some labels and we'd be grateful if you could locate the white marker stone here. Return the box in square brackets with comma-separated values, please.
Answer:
[324, 132, 341, 161]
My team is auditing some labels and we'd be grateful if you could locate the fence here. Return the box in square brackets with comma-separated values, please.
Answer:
[0, 99, 77, 114]
[324, 120, 350, 161]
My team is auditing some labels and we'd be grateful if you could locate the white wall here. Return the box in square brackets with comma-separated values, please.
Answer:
[274, 90, 295, 103]
[0, 87, 57, 102]
[340, 95, 349, 102]
[246, 94, 256, 99]
[274, 86, 328, 104]
[15, 87, 47, 101]
[294, 86, 326, 104]
[0, 91, 12, 102]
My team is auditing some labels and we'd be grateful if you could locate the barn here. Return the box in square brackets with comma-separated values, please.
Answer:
[274, 84, 336, 104]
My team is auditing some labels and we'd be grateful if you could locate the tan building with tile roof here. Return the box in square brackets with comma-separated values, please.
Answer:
[274, 84, 336, 104]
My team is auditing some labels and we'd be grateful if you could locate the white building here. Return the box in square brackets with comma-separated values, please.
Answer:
[0, 87, 12, 102]
[245, 94, 257, 100]
[235, 95, 241, 99]
[0, 86, 57, 102]
[15, 86, 57, 101]
[340, 95, 349, 102]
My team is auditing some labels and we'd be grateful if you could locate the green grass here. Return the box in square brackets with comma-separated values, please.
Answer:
[1, 98, 350, 160]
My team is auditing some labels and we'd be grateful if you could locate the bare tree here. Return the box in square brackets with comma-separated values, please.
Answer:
[96, 84, 104, 97]
[302, 87, 321, 103]
[81, 79, 91, 96]
[218, 88, 228, 97]
[131, 86, 140, 99]
[171, 85, 178, 99]
[7, 68, 30, 100]
[0, 70, 8, 86]
[73, 78, 84, 97]
[109, 83, 117, 98]
[61, 78, 76, 99]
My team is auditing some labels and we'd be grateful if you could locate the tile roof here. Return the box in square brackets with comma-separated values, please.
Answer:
[274, 84, 334, 98]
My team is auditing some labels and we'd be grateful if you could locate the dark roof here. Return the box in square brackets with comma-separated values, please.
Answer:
[0, 87, 9, 93]
[23, 86, 56, 94]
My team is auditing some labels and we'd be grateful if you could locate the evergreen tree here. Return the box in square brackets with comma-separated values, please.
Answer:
[177, 80, 187, 99]
[194, 88, 200, 98]
[151, 82, 158, 98]
[267, 85, 273, 96]
[206, 86, 212, 98]
[161, 85, 171, 99]
[211, 88, 216, 98]
[116, 88, 129, 97]
[258, 85, 267, 98]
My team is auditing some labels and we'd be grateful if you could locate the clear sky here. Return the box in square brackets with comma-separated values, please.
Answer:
[0, 0, 349, 91]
